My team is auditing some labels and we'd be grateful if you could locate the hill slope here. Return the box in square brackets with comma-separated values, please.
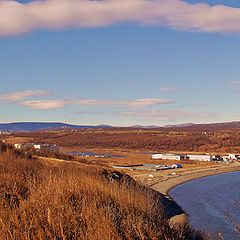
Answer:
[0, 142, 205, 239]
[0, 122, 112, 132]
[169, 121, 240, 131]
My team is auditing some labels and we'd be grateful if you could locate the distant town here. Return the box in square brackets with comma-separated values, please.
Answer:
[12, 142, 240, 163]
[9, 140, 240, 175]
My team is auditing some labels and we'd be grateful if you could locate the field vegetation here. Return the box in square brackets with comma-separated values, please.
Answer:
[0, 142, 207, 239]
[10, 128, 240, 154]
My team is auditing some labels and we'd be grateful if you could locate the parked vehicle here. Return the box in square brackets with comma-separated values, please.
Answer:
[171, 164, 183, 169]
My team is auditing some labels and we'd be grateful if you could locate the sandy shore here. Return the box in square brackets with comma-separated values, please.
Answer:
[150, 164, 240, 226]
[151, 164, 240, 195]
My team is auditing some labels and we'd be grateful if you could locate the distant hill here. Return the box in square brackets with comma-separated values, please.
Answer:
[130, 125, 160, 129]
[130, 121, 240, 130]
[129, 121, 240, 130]
[0, 122, 112, 132]
[163, 123, 195, 128]
[1, 121, 240, 132]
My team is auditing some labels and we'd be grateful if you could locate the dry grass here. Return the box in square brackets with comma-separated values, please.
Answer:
[10, 127, 240, 153]
[0, 143, 206, 240]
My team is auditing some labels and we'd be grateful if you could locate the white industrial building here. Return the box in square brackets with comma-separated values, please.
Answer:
[152, 153, 183, 161]
[152, 152, 240, 162]
[187, 154, 212, 161]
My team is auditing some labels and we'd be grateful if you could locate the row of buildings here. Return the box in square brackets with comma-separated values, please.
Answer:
[0, 131, 11, 135]
[152, 153, 240, 162]
[14, 143, 59, 152]
[112, 163, 182, 172]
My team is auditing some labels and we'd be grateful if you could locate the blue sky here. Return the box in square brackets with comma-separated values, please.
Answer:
[1, 0, 240, 126]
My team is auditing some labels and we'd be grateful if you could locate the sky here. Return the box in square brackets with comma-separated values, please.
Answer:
[1, 0, 240, 126]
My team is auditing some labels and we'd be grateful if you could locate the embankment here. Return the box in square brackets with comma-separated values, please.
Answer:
[151, 164, 240, 226]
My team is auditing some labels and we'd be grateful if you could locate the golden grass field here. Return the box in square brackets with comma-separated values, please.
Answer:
[0, 142, 209, 240]
[1, 129, 240, 239]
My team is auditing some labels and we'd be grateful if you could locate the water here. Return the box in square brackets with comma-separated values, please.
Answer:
[170, 172, 240, 240]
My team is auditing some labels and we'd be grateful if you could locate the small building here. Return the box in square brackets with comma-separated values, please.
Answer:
[14, 143, 22, 149]
[187, 154, 212, 161]
[222, 155, 230, 162]
[152, 153, 184, 161]
[228, 154, 238, 160]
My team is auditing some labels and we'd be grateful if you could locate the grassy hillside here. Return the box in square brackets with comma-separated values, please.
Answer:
[0, 142, 206, 239]
[11, 128, 240, 153]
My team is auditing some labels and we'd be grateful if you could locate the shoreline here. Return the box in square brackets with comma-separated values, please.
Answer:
[151, 164, 240, 195]
[150, 164, 240, 225]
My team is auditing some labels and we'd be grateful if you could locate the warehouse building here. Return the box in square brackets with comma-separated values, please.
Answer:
[152, 153, 184, 161]
[187, 154, 212, 161]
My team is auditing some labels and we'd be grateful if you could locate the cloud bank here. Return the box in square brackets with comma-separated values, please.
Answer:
[228, 80, 240, 92]
[125, 109, 218, 122]
[0, 90, 50, 102]
[0, 89, 218, 123]
[0, 90, 174, 109]
[1, 0, 240, 36]
[20, 100, 68, 110]
[20, 98, 174, 110]
[160, 86, 179, 93]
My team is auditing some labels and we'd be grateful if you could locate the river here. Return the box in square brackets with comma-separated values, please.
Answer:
[170, 172, 240, 240]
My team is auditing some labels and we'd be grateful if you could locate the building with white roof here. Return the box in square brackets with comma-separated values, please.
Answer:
[152, 153, 183, 161]
[187, 154, 212, 161]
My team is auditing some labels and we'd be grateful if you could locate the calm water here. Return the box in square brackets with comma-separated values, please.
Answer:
[170, 172, 240, 240]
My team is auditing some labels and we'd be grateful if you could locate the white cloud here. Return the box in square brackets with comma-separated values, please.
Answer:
[19, 97, 174, 110]
[0, 90, 50, 102]
[74, 110, 111, 115]
[1, 0, 240, 36]
[20, 100, 68, 110]
[0, 89, 174, 110]
[128, 98, 174, 107]
[228, 80, 240, 92]
[160, 86, 178, 93]
[125, 109, 218, 122]
[76, 99, 103, 106]
[76, 98, 174, 108]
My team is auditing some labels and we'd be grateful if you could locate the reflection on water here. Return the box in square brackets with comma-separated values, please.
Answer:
[170, 172, 240, 240]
